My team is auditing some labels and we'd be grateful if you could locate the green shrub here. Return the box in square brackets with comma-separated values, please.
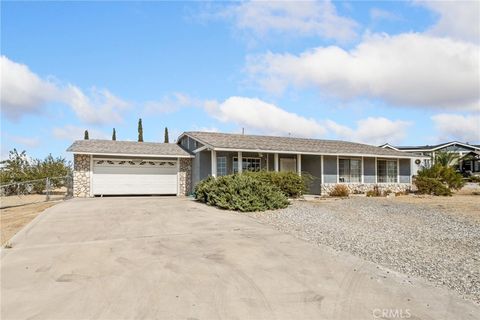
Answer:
[414, 164, 464, 196]
[329, 184, 349, 197]
[194, 174, 289, 212]
[242, 170, 311, 198]
[414, 176, 452, 196]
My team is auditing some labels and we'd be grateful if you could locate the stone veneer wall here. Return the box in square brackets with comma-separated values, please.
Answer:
[73, 154, 91, 197]
[179, 158, 192, 196]
[321, 183, 412, 195]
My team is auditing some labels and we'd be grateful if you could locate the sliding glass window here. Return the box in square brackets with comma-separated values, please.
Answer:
[339, 158, 361, 183]
[377, 159, 398, 183]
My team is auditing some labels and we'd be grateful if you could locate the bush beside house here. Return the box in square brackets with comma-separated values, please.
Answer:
[194, 174, 289, 212]
[414, 164, 465, 196]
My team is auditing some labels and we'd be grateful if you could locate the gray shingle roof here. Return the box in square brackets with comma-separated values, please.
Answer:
[184, 131, 419, 158]
[67, 140, 192, 157]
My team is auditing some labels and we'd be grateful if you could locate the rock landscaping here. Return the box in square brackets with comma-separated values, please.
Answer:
[238, 196, 480, 304]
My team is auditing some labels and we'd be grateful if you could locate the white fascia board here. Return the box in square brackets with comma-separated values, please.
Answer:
[71, 152, 193, 158]
[211, 147, 427, 159]
[400, 141, 480, 152]
[192, 146, 208, 153]
[177, 133, 214, 150]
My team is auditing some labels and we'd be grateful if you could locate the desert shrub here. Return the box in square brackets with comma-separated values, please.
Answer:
[414, 164, 464, 196]
[414, 176, 452, 196]
[468, 175, 480, 183]
[242, 170, 311, 198]
[329, 184, 349, 197]
[194, 174, 289, 212]
[366, 185, 382, 197]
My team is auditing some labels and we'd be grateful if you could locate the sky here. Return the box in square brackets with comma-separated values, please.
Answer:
[1, 0, 479, 161]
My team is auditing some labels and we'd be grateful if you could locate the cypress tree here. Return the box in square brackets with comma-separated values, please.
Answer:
[164, 127, 169, 143]
[112, 128, 116, 141]
[84, 130, 89, 140]
[138, 118, 143, 142]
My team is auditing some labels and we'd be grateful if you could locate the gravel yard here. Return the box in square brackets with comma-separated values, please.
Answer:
[238, 195, 480, 304]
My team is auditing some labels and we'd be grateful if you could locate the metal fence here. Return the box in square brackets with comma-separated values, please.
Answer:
[0, 175, 73, 208]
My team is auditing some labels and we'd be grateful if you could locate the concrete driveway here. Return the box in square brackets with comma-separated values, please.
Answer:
[1, 197, 478, 320]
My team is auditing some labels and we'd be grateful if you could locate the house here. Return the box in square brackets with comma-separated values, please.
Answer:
[380, 141, 480, 174]
[68, 131, 425, 197]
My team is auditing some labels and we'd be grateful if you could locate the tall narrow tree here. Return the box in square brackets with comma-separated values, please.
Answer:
[112, 128, 116, 141]
[164, 127, 169, 143]
[84, 130, 89, 140]
[137, 118, 143, 142]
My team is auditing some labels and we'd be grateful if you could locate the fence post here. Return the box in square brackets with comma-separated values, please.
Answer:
[46, 177, 50, 201]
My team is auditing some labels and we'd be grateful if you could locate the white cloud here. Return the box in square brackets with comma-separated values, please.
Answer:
[207, 96, 327, 137]
[431, 113, 480, 143]
[1, 56, 130, 124]
[419, 1, 480, 43]
[52, 125, 109, 141]
[370, 8, 401, 22]
[325, 117, 412, 145]
[8, 135, 41, 148]
[246, 33, 480, 110]
[144, 93, 198, 114]
[215, 0, 358, 42]
[1, 56, 60, 119]
[205, 96, 410, 145]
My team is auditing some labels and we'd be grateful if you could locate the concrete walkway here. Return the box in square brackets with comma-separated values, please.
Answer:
[1, 197, 479, 320]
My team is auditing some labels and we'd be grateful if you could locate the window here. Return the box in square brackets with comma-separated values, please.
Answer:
[233, 157, 261, 173]
[339, 158, 361, 183]
[377, 159, 398, 183]
[217, 157, 227, 176]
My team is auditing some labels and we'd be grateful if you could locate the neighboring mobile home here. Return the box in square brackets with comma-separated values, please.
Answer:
[68, 131, 424, 197]
[381, 141, 480, 174]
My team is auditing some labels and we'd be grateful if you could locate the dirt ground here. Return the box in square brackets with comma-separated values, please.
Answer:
[392, 183, 480, 222]
[1, 193, 66, 208]
[1, 201, 60, 245]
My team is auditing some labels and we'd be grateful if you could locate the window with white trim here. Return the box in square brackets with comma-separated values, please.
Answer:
[339, 158, 361, 183]
[217, 156, 227, 176]
[233, 157, 261, 173]
[377, 159, 398, 183]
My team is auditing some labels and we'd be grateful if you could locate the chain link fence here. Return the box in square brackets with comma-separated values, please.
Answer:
[0, 175, 73, 208]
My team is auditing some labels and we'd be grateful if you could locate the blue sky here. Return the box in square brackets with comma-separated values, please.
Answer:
[1, 0, 479, 160]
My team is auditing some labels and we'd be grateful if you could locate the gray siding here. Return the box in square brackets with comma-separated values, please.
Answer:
[363, 157, 376, 183]
[302, 155, 322, 194]
[323, 155, 337, 183]
[199, 150, 211, 182]
[399, 159, 411, 183]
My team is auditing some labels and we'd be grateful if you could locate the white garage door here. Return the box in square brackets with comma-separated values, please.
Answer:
[92, 159, 178, 195]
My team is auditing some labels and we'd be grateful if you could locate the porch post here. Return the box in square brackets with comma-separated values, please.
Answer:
[320, 155, 324, 185]
[274, 153, 279, 172]
[297, 154, 302, 176]
[238, 151, 243, 173]
[211, 150, 217, 177]
[361, 156, 364, 183]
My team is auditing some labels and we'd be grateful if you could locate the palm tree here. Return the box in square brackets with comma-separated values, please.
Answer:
[435, 151, 459, 167]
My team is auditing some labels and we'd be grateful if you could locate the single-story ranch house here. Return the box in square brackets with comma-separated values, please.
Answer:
[67, 131, 425, 197]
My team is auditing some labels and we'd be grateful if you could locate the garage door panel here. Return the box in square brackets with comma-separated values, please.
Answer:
[92, 159, 178, 195]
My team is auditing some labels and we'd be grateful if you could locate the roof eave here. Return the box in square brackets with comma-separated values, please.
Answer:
[68, 151, 194, 158]
[210, 147, 425, 159]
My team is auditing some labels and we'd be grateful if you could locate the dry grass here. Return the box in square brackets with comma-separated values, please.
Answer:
[1, 201, 59, 245]
[393, 193, 480, 223]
